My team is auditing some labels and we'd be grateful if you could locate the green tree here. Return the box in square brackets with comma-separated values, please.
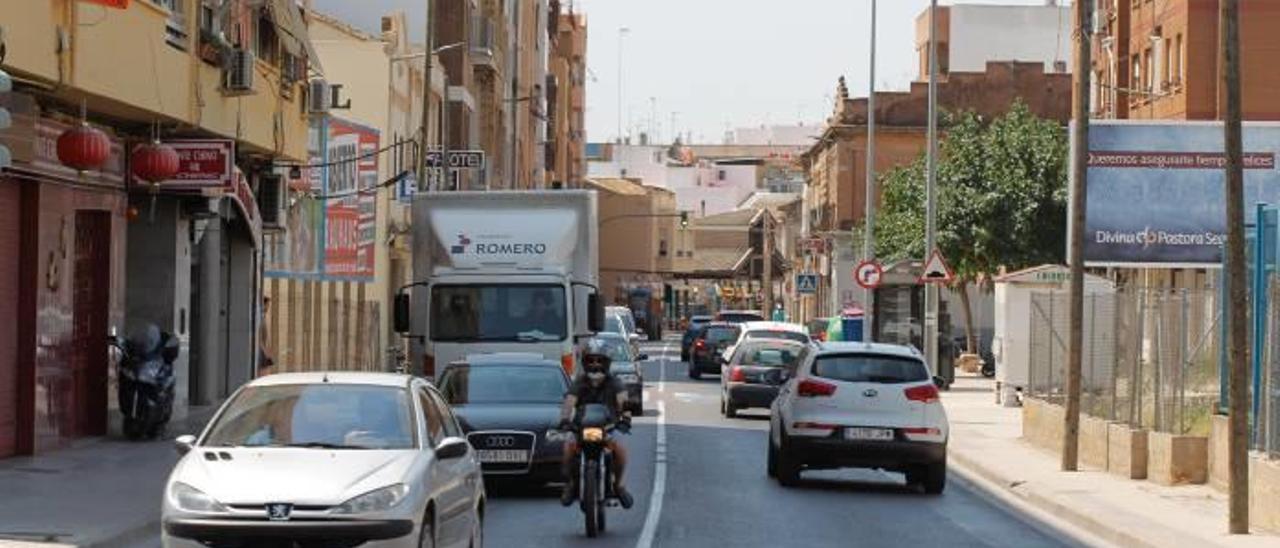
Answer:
[874, 102, 1067, 352]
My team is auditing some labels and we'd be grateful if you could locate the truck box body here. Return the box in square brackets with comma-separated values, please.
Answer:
[409, 191, 598, 377]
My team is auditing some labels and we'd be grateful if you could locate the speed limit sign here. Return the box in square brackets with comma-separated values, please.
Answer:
[854, 260, 884, 290]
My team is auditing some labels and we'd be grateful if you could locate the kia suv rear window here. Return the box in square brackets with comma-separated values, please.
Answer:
[812, 354, 929, 384]
[744, 330, 810, 344]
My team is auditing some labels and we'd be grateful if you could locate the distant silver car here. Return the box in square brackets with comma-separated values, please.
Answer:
[161, 373, 485, 548]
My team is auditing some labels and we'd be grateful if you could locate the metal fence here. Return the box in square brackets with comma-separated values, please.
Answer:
[1260, 277, 1280, 457]
[1027, 287, 1220, 436]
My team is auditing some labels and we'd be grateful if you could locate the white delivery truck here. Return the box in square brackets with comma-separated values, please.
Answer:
[394, 191, 603, 379]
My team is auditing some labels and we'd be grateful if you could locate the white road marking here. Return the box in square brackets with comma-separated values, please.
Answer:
[636, 399, 666, 548]
[635, 351, 669, 548]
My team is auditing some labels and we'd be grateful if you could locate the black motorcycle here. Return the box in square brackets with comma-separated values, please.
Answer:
[108, 325, 178, 440]
[569, 403, 629, 538]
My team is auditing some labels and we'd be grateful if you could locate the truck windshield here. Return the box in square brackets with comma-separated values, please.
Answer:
[431, 284, 568, 342]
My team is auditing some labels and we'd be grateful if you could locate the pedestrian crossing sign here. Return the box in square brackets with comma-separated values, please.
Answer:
[796, 273, 819, 295]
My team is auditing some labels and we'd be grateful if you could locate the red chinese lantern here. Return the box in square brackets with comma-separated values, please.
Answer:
[130, 141, 180, 183]
[56, 123, 111, 171]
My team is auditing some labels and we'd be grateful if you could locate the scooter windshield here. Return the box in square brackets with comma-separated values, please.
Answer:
[579, 403, 611, 428]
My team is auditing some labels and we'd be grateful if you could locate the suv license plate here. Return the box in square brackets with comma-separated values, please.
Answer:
[477, 450, 529, 463]
[844, 428, 894, 441]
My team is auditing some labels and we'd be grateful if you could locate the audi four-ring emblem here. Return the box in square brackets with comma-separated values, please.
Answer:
[485, 436, 516, 448]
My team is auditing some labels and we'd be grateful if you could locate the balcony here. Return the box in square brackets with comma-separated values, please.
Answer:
[470, 16, 497, 70]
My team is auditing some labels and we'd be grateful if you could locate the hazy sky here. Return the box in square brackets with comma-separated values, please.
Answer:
[312, 0, 1065, 143]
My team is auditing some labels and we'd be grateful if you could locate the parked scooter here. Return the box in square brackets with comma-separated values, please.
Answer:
[108, 324, 178, 440]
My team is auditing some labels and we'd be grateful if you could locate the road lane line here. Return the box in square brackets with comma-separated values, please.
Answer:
[636, 351, 669, 548]
[658, 343, 669, 392]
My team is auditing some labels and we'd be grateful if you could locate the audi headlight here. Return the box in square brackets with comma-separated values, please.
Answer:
[545, 429, 573, 443]
[333, 484, 409, 515]
[169, 482, 228, 514]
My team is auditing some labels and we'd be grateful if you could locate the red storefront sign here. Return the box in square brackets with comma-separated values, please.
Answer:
[161, 140, 235, 189]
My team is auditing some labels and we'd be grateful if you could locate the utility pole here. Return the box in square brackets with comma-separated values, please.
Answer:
[1221, 0, 1250, 534]
[417, 0, 435, 191]
[511, 3, 522, 190]
[924, 0, 939, 374]
[763, 211, 774, 318]
[1063, 0, 1093, 473]
[863, 0, 878, 343]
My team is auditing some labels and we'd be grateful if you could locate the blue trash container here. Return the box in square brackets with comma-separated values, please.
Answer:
[842, 316, 864, 342]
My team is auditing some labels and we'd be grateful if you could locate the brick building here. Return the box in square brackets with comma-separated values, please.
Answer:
[1090, 0, 1280, 121]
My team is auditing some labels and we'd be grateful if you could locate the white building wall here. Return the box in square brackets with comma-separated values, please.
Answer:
[949, 5, 1072, 74]
[588, 145, 761, 218]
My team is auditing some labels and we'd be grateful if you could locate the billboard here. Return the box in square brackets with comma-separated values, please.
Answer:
[324, 119, 379, 279]
[266, 117, 379, 280]
[1082, 121, 1280, 267]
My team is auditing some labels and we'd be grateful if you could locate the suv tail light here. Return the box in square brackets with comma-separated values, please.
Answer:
[904, 384, 940, 403]
[729, 366, 745, 382]
[797, 379, 837, 397]
[695, 339, 705, 349]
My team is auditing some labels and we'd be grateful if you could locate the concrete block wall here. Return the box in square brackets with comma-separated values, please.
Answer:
[1107, 423, 1148, 480]
[1148, 431, 1208, 486]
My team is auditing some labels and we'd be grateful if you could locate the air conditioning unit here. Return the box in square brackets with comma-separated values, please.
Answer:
[307, 79, 331, 114]
[257, 174, 287, 231]
[223, 48, 255, 95]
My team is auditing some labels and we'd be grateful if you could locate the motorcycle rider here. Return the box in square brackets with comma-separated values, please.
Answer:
[558, 345, 634, 509]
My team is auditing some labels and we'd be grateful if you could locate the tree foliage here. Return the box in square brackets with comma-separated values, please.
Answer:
[874, 101, 1068, 349]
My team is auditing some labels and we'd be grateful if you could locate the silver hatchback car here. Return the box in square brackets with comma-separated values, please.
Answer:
[162, 372, 485, 548]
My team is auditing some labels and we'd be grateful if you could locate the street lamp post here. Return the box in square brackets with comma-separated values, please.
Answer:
[397, 42, 466, 191]
[863, 0, 878, 342]
[618, 27, 631, 144]
[924, 0, 940, 375]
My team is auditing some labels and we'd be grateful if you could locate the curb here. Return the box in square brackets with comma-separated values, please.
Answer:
[949, 447, 1156, 548]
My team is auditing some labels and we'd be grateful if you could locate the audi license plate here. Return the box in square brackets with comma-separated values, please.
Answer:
[843, 427, 894, 441]
[477, 450, 529, 463]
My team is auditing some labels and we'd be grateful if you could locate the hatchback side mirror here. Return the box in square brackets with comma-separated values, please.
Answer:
[435, 437, 470, 460]
[637, 353, 650, 361]
[174, 434, 196, 456]
[932, 376, 946, 389]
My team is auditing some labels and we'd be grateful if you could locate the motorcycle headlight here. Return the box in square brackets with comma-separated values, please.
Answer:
[582, 427, 605, 443]
[169, 482, 228, 514]
[333, 484, 409, 515]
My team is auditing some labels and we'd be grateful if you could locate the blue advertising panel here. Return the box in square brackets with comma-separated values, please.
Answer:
[1082, 121, 1280, 267]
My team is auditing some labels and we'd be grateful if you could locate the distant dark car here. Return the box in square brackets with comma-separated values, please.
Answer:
[716, 310, 765, 324]
[721, 340, 808, 418]
[689, 322, 742, 379]
[681, 315, 715, 362]
[438, 353, 572, 485]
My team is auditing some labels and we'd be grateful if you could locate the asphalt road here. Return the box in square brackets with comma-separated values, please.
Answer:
[132, 339, 1086, 548]
[483, 340, 1084, 548]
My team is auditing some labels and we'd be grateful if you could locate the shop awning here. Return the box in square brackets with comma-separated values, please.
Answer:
[266, 0, 324, 75]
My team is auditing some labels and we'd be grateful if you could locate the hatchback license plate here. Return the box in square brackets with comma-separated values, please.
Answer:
[477, 450, 529, 463]
[844, 427, 894, 441]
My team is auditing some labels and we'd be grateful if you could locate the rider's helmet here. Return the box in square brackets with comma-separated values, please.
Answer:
[581, 339, 613, 387]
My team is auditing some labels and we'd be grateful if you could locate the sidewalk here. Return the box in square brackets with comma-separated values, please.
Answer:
[0, 406, 217, 548]
[945, 374, 1278, 548]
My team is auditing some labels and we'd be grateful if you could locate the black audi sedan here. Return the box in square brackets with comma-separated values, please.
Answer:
[438, 353, 572, 486]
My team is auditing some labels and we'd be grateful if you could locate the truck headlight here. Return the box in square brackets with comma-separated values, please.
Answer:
[333, 484, 409, 515]
[169, 482, 228, 514]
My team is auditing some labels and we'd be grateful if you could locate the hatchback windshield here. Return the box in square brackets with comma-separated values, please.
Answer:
[812, 354, 930, 384]
[439, 365, 568, 405]
[203, 384, 415, 450]
[736, 344, 805, 368]
[704, 326, 741, 345]
[744, 330, 810, 344]
[431, 284, 566, 342]
[603, 313, 625, 335]
[592, 336, 633, 363]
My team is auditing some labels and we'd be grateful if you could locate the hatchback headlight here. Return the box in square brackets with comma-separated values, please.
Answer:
[169, 482, 228, 514]
[333, 484, 409, 515]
